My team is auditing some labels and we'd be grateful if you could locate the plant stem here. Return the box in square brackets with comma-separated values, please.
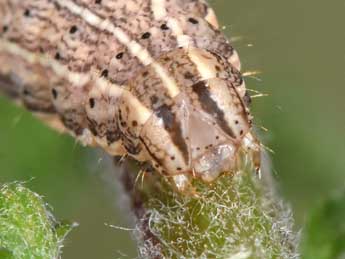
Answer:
[118, 157, 299, 259]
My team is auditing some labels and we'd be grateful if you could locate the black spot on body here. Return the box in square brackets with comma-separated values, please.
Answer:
[184, 71, 194, 80]
[2, 25, 8, 33]
[89, 98, 95, 108]
[52, 88, 58, 99]
[160, 24, 169, 30]
[101, 69, 108, 78]
[95, 0, 102, 4]
[54, 52, 61, 60]
[188, 17, 199, 24]
[150, 95, 158, 105]
[116, 52, 124, 59]
[69, 25, 78, 34]
[24, 9, 30, 17]
[141, 32, 151, 39]
[106, 130, 121, 145]
[23, 88, 30, 95]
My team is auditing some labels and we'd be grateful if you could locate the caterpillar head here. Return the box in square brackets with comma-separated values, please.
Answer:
[140, 78, 259, 187]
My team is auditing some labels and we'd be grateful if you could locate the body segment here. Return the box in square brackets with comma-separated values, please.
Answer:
[0, 0, 260, 190]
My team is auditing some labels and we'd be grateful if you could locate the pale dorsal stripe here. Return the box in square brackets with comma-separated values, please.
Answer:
[0, 40, 151, 123]
[151, 0, 167, 20]
[0, 40, 90, 87]
[55, 0, 180, 98]
[167, 17, 192, 47]
[0, 40, 153, 146]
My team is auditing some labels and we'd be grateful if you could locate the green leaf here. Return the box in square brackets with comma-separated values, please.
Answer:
[301, 189, 345, 259]
[0, 248, 13, 259]
[0, 182, 76, 259]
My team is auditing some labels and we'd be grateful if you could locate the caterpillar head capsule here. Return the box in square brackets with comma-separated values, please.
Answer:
[139, 78, 261, 191]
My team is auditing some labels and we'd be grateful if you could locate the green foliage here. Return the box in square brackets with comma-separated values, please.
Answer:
[301, 189, 345, 259]
[0, 248, 13, 259]
[0, 183, 76, 259]
[129, 161, 298, 259]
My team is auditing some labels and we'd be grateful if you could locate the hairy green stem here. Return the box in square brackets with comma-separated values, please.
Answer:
[0, 183, 76, 259]
[119, 158, 299, 259]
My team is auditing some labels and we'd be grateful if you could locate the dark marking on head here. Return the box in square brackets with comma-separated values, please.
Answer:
[95, 0, 102, 4]
[2, 25, 8, 33]
[132, 120, 138, 127]
[192, 81, 236, 139]
[156, 104, 189, 163]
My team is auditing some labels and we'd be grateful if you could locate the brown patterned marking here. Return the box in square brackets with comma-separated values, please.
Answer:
[156, 104, 189, 163]
[192, 81, 236, 139]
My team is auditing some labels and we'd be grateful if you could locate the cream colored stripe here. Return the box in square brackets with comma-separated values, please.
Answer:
[0, 40, 153, 143]
[151, 0, 167, 20]
[0, 40, 90, 87]
[187, 48, 218, 80]
[56, 0, 180, 97]
[167, 17, 191, 47]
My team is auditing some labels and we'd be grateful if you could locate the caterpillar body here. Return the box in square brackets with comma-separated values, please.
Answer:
[0, 0, 261, 191]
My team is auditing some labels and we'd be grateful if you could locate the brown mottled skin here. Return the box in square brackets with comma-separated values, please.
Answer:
[0, 0, 260, 189]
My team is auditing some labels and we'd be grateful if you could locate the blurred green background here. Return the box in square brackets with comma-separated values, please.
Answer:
[1, 0, 345, 258]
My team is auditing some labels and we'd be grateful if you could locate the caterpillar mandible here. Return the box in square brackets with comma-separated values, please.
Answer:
[0, 0, 261, 191]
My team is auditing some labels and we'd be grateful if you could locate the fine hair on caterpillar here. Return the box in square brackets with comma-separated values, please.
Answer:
[0, 0, 261, 191]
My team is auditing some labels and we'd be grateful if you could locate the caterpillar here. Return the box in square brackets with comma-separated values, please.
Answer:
[0, 0, 261, 191]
